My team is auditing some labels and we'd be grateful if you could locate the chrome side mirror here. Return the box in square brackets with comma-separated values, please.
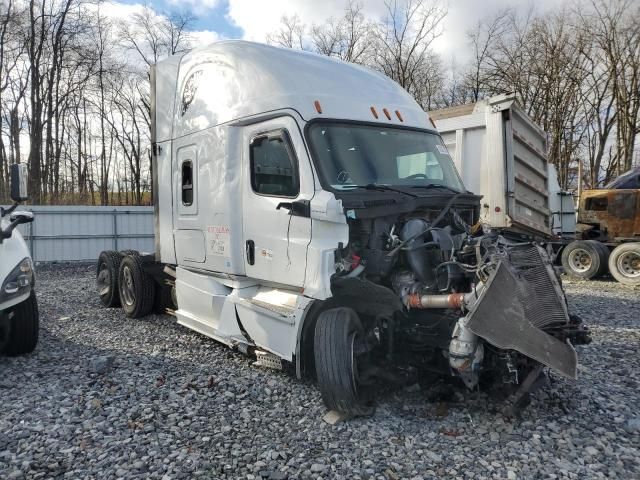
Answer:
[9, 211, 34, 224]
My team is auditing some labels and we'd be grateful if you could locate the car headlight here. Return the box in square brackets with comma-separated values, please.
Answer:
[0, 258, 33, 303]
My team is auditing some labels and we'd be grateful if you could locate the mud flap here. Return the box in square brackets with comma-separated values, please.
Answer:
[466, 261, 578, 379]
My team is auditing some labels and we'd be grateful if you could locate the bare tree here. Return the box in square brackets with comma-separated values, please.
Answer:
[469, 7, 592, 188]
[374, 0, 447, 95]
[266, 14, 307, 50]
[464, 9, 510, 102]
[119, 7, 194, 67]
[587, 0, 640, 175]
[0, 0, 29, 201]
[310, 1, 373, 63]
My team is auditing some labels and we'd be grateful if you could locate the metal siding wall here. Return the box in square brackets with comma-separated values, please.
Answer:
[7, 206, 154, 262]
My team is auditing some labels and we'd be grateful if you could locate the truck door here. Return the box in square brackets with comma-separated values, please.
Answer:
[173, 144, 206, 264]
[242, 117, 313, 288]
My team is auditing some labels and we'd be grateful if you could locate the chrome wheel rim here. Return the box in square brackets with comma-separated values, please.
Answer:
[97, 261, 111, 296]
[617, 251, 640, 278]
[121, 266, 136, 306]
[568, 248, 592, 273]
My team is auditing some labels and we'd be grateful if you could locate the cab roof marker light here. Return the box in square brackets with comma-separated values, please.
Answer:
[382, 108, 391, 120]
[314, 100, 322, 114]
[370, 106, 379, 119]
[395, 110, 404, 122]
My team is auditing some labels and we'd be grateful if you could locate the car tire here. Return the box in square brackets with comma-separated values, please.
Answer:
[608, 242, 640, 286]
[118, 254, 156, 318]
[561, 240, 604, 280]
[97, 250, 124, 307]
[314, 307, 374, 417]
[3, 291, 39, 356]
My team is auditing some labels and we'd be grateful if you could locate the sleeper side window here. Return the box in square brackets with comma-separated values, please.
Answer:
[250, 131, 299, 197]
[182, 160, 194, 206]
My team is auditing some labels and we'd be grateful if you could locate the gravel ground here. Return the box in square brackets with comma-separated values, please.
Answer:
[0, 264, 638, 480]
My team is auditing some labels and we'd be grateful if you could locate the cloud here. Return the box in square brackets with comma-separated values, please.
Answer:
[190, 29, 221, 47]
[226, 0, 387, 42]
[165, 0, 222, 16]
[99, 1, 147, 21]
[98, 0, 565, 68]
[225, 0, 566, 65]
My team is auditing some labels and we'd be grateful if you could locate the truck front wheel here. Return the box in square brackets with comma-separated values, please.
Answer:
[314, 307, 374, 417]
[118, 254, 156, 318]
[3, 291, 39, 356]
[608, 243, 640, 286]
[561, 240, 607, 280]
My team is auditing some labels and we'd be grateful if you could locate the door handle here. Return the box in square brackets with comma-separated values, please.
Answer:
[246, 240, 255, 265]
[276, 199, 311, 217]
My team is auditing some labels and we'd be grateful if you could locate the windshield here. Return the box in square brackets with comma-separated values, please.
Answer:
[306, 122, 465, 192]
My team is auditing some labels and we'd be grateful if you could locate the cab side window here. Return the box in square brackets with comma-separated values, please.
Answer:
[250, 131, 299, 197]
[181, 160, 194, 206]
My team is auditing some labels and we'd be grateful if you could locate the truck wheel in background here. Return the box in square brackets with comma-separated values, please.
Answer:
[591, 241, 610, 277]
[314, 308, 374, 417]
[3, 291, 39, 356]
[97, 250, 123, 307]
[561, 240, 606, 280]
[118, 254, 156, 318]
[608, 243, 640, 286]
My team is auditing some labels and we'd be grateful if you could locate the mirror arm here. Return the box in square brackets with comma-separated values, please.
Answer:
[0, 217, 22, 243]
[0, 202, 18, 218]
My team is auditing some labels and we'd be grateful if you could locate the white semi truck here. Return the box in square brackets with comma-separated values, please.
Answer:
[96, 41, 590, 416]
[0, 164, 39, 355]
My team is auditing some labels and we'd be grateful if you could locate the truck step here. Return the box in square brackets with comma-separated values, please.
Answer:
[254, 350, 283, 370]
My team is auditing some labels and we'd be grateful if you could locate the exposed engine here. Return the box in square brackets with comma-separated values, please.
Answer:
[330, 201, 591, 399]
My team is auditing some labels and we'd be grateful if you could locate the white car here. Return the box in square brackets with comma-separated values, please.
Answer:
[0, 164, 38, 355]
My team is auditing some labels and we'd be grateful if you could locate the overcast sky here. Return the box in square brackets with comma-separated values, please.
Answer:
[106, 0, 568, 64]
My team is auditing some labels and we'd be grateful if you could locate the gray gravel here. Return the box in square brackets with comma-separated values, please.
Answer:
[0, 264, 638, 479]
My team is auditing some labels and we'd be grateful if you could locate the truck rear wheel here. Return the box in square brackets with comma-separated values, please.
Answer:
[97, 250, 122, 307]
[592, 242, 610, 277]
[118, 254, 156, 318]
[314, 307, 374, 417]
[561, 240, 607, 279]
[3, 291, 39, 356]
[608, 243, 640, 286]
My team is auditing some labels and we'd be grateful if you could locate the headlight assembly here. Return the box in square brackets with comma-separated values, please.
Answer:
[1, 258, 33, 303]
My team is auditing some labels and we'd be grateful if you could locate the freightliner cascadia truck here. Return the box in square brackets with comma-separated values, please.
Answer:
[96, 41, 590, 416]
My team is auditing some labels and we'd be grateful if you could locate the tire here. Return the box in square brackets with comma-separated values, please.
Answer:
[118, 254, 156, 318]
[314, 307, 374, 417]
[97, 250, 122, 307]
[608, 243, 640, 286]
[591, 241, 610, 278]
[3, 291, 39, 356]
[561, 240, 605, 280]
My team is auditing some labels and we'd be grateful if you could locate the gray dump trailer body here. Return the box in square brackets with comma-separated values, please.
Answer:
[431, 94, 576, 238]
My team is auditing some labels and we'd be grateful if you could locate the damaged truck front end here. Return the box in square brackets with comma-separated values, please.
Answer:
[306, 122, 591, 416]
